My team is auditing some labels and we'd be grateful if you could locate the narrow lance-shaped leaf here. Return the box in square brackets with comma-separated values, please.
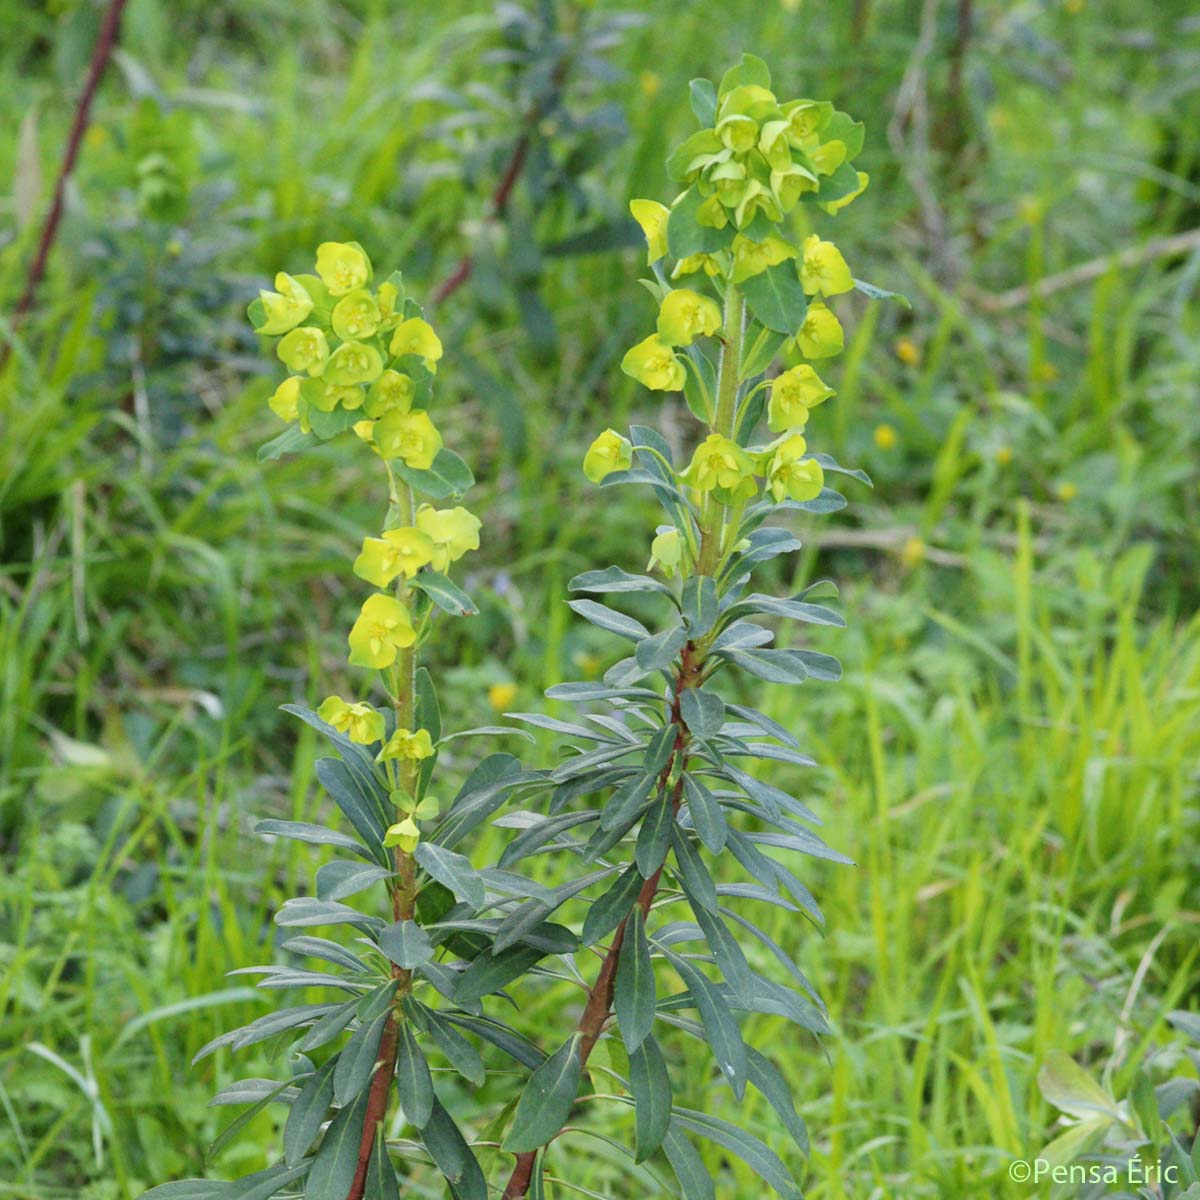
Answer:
[394, 1018, 434, 1128]
[503, 1033, 583, 1153]
[629, 1034, 673, 1162]
[615, 909, 656, 1051]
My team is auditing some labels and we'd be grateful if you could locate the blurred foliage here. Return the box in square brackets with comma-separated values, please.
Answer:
[1, 0, 1198, 1196]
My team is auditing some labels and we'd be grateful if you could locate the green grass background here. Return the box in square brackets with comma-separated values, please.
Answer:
[1, 0, 1198, 1197]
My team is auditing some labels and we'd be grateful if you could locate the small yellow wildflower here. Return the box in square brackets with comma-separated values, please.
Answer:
[390, 318, 443, 371]
[374, 409, 443, 469]
[269, 376, 302, 423]
[796, 301, 844, 358]
[353, 528, 435, 588]
[901, 537, 925, 568]
[258, 273, 314, 335]
[657, 289, 723, 347]
[317, 696, 385, 744]
[583, 429, 633, 483]
[415, 505, 482, 572]
[800, 234, 854, 297]
[731, 234, 796, 284]
[331, 289, 380, 340]
[488, 682, 518, 712]
[324, 340, 384, 387]
[316, 242, 371, 296]
[893, 336, 921, 367]
[682, 435, 757, 499]
[383, 817, 421, 853]
[277, 326, 329, 376]
[873, 423, 898, 450]
[672, 253, 723, 278]
[640, 71, 661, 97]
[621, 335, 686, 392]
[768, 365, 834, 433]
[379, 727, 434, 763]
[630, 199, 670, 265]
[995, 445, 1013, 466]
[764, 434, 825, 502]
[364, 370, 415, 419]
[348, 594, 416, 669]
[648, 528, 683, 578]
[1056, 481, 1079, 502]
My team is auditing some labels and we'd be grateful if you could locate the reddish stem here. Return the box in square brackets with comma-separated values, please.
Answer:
[500, 649, 697, 1199]
[431, 134, 530, 307]
[4, 0, 128, 359]
[345, 1016, 399, 1200]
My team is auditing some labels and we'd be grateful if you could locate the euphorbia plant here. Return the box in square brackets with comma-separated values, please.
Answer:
[489, 54, 881, 1198]
[144, 54, 885, 1200]
[144, 244, 546, 1200]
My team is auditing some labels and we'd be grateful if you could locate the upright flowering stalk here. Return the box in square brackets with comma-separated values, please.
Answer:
[144, 247, 542, 1200]
[495, 57, 884, 1198]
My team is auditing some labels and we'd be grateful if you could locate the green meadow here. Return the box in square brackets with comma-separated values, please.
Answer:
[1, 1, 1197, 1197]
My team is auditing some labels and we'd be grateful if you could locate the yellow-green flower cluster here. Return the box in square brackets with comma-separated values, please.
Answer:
[251, 242, 444, 470]
[665, 57, 868, 230]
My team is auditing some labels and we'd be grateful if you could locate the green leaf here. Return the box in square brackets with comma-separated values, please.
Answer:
[581, 864, 643, 946]
[316, 860, 391, 902]
[254, 819, 372, 860]
[635, 794, 674, 877]
[379, 920, 434, 969]
[192, 1003, 337, 1064]
[725, 592, 845, 627]
[569, 566, 675, 600]
[741, 263, 808, 335]
[393, 448, 474, 500]
[853, 277, 911, 308]
[629, 1034, 673, 1162]
[679, 688, 724, 738]
[739, 322, 787, 381]
[681, 576, 718, 637]
[257, 425, 316, 463]
[687, 893, 753, 1003]
[139, 1185, 229, 1200]
[414, 842, 485, 909]
[422, 1098, 486, 1200]
[298, 999, 358, 1053]
[208, 1078, 295, 1163]
[441, 1013, 545, 1071]
[689, 77, 717, 125]
[365, 1123, 400, 1200]
[637, 624, 688, 671]
[718, 53, 771, 98]
[422, 1008, 486, 1087]
[600, 772, 655, 832]
[226, 1164, 311, 1200]
[746, 1048, 809, 1154]
[454, 944, 544, 1006]
[682, 774, 727, 853]
[504, 1034, 583, 1153]
[662, 1125, 716, 1200]
[275, 897, 385, 937]
[672, 1107, 802, 1199]
[333, 1008, 390, 1106]
[568, 599, 650, 642]
[666, 186, 736, 258]
[615, 909, 656, 1051]
[659, 946, 746, 1099]
[284, 1056, 336, 1166]
[315, 756, 390, 857]
[434, 753, 525, 850]
[671, 827, 717, 913]
[717, 648, 809, 684]
[1038, 1051, 1124, 1122]
[394, 1019, 434, 1127]
[305, 1086, 370, 1199]
[498, 809, 599, 867]
[410, 571, 478, 617]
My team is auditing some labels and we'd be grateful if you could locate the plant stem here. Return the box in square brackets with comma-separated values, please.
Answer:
[500, 290, 742, 1196]
[3, 0, 128, 368]
[347, 479, 418, 1200]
